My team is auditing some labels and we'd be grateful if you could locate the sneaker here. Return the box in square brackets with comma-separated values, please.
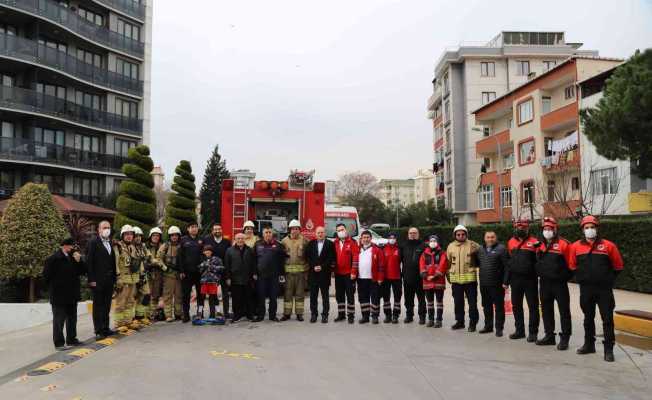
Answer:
[165, 317, 175, 323]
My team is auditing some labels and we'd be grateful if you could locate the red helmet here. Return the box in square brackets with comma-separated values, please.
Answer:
[513, 219, 530, 229]
[542, 216, 558, 230]
[580, 215, 599, 228]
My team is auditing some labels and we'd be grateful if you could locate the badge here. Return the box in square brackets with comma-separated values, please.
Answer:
[598, 244, 605, 251]
[553, 244, 559, 250]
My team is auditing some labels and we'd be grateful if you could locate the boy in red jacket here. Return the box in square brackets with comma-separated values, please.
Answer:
[419, 235, 448, 327]
[382, 233, 402, 324]
[352, 231, 385, 324]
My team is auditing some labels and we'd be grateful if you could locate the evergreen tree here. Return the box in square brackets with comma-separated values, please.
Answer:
[0, 183, 68, 301]
[199, 145, 230, 233]
[165, 160, 197, 233]
[114, 145, 157, 233]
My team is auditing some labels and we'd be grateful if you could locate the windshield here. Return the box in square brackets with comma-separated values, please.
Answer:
[325, 217, 359, 239]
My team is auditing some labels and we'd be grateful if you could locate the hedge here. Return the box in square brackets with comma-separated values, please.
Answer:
[394, 219, 652, 294]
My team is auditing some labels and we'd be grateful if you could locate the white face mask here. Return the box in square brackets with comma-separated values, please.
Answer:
[584, 228, 597, 240]
[337, 231, 347, 239]
[101, 228, 111, 239]
[543, 230, 555, 240]
[388, 238, 396, 245]
[429, 241, 437, 249]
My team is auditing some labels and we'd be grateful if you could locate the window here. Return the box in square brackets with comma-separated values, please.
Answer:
[542, 96, 551, 114]
[117, 19, 140, 41]
[38, 37, 68, 54]
[116, 58, 139, 80]
[114, 139, 135, 157]
[502, 152, 514, 169]
[447, 187, 453, 208]
[517, 98, 533, 124]
[519, 139, 535, 165]
[445, 158, 452, 182]
[480, 62, 495, 77]
[115, 98, 138, 119]
[74, 176, 101, 197]
[483, 127, 490, 137]
[572, 177, 580, 191]
[74, 134, 100, 153]
[34, 127, 65, 146]
[444, 100, 450, 123]
[36, 82, 66, 99]
[443, 74, 449, 95]
[1, 170, 15, 190]
[33, 174, 65, 194]
[1, 73, 13, 87]
[482, 92, 496, 105]
[591, 168, 618, 195]
[516, 60, 530, 76]
[543, 60, 556, 72]
[478, 184, 494, 210]
[75, 90, 102, 110]
[547, 180, 556, 202]
[77, 48, 102, 68]
[445, 129, 451, 153]
[483, 158, 491, 170]
[500, 186, 512, 207]
[2, 121, 15, 138]
[522, 181, 535, 204]
[78, 7, 104, 26]
[564, 85, 575, 100]
[0, 23, 17, 35]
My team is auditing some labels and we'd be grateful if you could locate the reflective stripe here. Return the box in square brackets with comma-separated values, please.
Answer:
[285, 264, 306, 273]
[449, 273, 477, 284]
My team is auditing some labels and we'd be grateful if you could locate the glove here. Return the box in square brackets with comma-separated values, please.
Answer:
[161, 264, 168, 272]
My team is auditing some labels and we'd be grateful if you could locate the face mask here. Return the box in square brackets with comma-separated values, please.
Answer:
[337, 231, 347, 239]
[543, 230, 554, 240]
[516, 229, 527, 239]
[101, 228, 111, 239]
[388, 238, 396, 245]
[429, 241, 437, 249]
[584, 228, 597, 240]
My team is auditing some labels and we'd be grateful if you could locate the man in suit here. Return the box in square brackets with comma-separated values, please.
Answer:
[86, 220, 116, 339]
[305, 226, 336, 323]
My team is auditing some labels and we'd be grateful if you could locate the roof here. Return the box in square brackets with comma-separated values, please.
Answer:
[0, 194, 116, 219]
[577, 64, 619, 87]
[472, 55, 624, 116]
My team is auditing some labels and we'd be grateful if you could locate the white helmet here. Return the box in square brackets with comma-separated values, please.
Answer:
[149, 227, 162, 238]
[288, 219, 301, 228]
[243, 220, 255, 228]
[453, 224, 468, 234]
[168, 226, 181, 236]
[133, 226, 143, 236]
[120, 224, 134, 236]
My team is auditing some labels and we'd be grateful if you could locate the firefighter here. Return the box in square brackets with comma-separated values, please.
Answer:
[569, 215, 624, 362]
[158, 226, 183, 322]
[333, 223, 359, 324]
[535, 217, 573, 350]
[132, 226, 152, 326]
[113, 225, 141, 332]
[147, 227, 166, 321]
[178, 222, 203, 322]
[401, 227, 426, 324]
[506, 219, 540, 342]
[381, 233, 402, 324]
[243, 220, 259, 248]
[446, 225, 481, 332]
[419, 235, 447, 328]
[280, 220, 309, 321]
[352, 231, 384, 324]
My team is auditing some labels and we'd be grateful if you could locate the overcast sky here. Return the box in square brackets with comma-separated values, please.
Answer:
[150, 0, 652, 185]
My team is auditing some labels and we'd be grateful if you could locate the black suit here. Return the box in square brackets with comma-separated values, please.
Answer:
[305, 239, 336, 317]
[86, 236, 116, 335]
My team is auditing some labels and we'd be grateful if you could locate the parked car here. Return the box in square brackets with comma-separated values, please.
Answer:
[354, 228, 389, 247]
[369, 223, 391, 235]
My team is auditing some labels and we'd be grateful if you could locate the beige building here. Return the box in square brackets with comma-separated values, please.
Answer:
[379, 178, 415, 207]
[414, 169, 436, 204]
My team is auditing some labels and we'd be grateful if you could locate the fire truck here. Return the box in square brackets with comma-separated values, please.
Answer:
[220, 169, 325, 240]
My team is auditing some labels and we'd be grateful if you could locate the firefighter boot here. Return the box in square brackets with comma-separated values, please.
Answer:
[427, 309, 435, 327]
[280, 314, 291, 322]
[359, 312, 370, 324]
[383, 314, 392, 324]
[536, 334, 556, 346]
[334, 312, 346, 322]
[576, 339, 596, 355]
[372, 315, 379, 324]
[347, 314, 355, 324]
[557, 334, 570, 351]
[604, 342, 615, 362]
[392, 310, 399, 324]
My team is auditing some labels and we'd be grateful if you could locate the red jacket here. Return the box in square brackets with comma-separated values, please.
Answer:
[568, 238, 623, 286]
[352, 244, 385, 282]
[419, 246, 447, 290]
[382, 244, 401, 280]
[334, 237, 359, 276]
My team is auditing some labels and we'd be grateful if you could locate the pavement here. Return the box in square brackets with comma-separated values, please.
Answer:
[0, 283, 650, 400]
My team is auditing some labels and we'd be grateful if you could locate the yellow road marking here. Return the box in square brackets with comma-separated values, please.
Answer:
[210, 350, 260, 360]
[96, 338, 117, 346]
[40, 384, 57, 392]
[119, 329, 136, 336]
[69, 348, 95, 358]
[34, 362, 66, 373]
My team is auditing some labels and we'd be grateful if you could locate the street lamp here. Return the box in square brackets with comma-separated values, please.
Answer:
[473, 127, 503, 223]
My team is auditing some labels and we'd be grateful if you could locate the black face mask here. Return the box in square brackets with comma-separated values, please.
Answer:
[515, 229, 527, 239]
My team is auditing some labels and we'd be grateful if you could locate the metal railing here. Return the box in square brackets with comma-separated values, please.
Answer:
[0, 33, 143, 96]
[94, 0, 145, 20]
[0, 0, 144, 57]
[0, 136, 128, 173]
[0, 85, 143, 135]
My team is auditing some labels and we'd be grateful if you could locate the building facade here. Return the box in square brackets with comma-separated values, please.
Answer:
[413, 168, 436, 204]
[472, 56, 631, 223]
[379, 178, 415, 207]
[427, 31, 597, 224]
[0, 0, 152, 205]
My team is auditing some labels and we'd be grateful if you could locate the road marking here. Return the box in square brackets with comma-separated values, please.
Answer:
[68, 348, 95, 358]
[40, 384, 57, 392]
[119, 329, 136, 336]
[210, 350, 261, 360]
[29, 362, 66, 375]
[96, 338, 117, 346]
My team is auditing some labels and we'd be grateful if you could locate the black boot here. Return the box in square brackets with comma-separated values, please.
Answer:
[526, 333, 538, 343]
[418, 316, 426, 325]
[576, 340, 596, 355]
[392, 314, 399, 324]
[404, 315, 413, 323]
[372, 315, 379, 324]
[451, 321, 465, 330]
[310, 314, 318, 323]
[536, 334, 556, 346]
[359, 313, 370, 324]
[280, 314, 291, 322]
[296, 315, 304, 322]
[604, 343, 615, 362]
[434, 320, 442, 328]
[495, 328, 503, 337]
[383, 314, 392, 324]
[509, 331, 525, 339]
[557, 335, 570, 351]
[334, 313, 346, 322]
[468, 322, 477, 333]
[426, 319, 434, 328]
[321, 315, 328, 324]
[347, 314, 355, 324]
[479, 325, 493, 334]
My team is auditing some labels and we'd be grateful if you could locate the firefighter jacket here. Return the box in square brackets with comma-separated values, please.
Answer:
[446, 239, 480, 284]
[536, 237, 572, 282]
[352, 244, 384, 282]
[383, 244, 402, 280]
[419, 246, 447, 290]
[334, 236, 359, 276]
[146, 242, 166, 272]
[506, 236, 540, 281]
[114, 241, 140, 286]
[157, 242, 180, 274]
[569, 238, 624, 287]
[280, 234, 309, 273]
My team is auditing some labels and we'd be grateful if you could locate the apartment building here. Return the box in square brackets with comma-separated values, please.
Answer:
[379, 178, 415, 207]
[414, 168, 436, 204]
[0, 0, 152, 205]
[427, 31, 597, 224]
[472, 56, 623, 223]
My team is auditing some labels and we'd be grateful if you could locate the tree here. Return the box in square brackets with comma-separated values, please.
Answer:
[343, 193, 390, 226]
[0, 184, 68, 301]
[581, 49, 652, 179]
[165, 160, 197, 233]
[199, 145, 230, 233]
[114, 145, 157, 234]
[337, 171, 379, 199]
[101, 190, 118, 210]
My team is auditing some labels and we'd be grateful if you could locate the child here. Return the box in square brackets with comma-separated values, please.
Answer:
[419, 235, 448, 328]
[196, 245, 225, 320]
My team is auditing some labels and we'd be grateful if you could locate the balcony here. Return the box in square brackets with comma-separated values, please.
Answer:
[94, 0, 146, 21]
[0, 0, 144, 58]
[1, 137, 128, 173]
[0, 85, 142, 136]
[427, 91, 442, 111]
[540, 148, 580, 173]
[476, 129, 511, 157]
[0, 33, 143, 96]
[541, 102, 578, 132]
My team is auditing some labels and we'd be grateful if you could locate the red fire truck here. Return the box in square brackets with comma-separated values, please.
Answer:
[220, 170, 325, 240]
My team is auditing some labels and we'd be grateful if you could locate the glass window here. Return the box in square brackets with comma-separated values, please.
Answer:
[37, 82, 66, 99]
[35, 127, 64, 145]
[517, 99, 533, 124]
[519, 139, 535, 165]
[77, 49, 102, 68]
[116, 58, 139, 80]
[543, 60, 556, 72]
[478, 184, 494, 209]
[1, 170, 15, 189]
[547, 180, 556, 202]
[117, 19, 140, 41]
[564, 85, 575, 100]
[1, 73, 13, 87]
[0, 23, 17, 35]
[500, 186, 512, 207]
[503, 152, 514, 169]
[78, 7, 104, 26]
[516, 60, 530, 76]
[115, 98, 138, 119]
[480, 62, 495, 77]
[114, 139, 135, 157]
[591, 167, 618, 195]
[542, 96, 551, 114]
[2, 121, 14, 138]
[444, 100, 450, 122]
[482, 92, 496, 105]
[445, 158, 452, 181]
[522, 181, 535, 204]
[75, 90, 102, 110]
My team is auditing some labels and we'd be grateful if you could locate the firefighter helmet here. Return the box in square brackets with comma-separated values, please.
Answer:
[243, 220, 255, 228]
[580, 215, 599, 228]
[453, 225, 468, 234]
[288, 219, 301, 228]
[120, 225, 134, 236]
[168, 226, 181, 236]
[542, 217, 558, 230]
[149, 227, 163, 238]
[133, 226, 143, 236]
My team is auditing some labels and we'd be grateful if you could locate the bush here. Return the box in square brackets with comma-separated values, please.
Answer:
[114, 145, 157, 233]
[165, 160, 196, 233]
[395, 218, 652, 294]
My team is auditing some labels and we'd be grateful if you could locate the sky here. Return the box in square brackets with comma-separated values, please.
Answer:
[149, 0, 652, 185]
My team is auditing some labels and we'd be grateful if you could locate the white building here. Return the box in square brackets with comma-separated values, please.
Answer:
[379, 178, 415, 207]
[414, 169, 436, 204]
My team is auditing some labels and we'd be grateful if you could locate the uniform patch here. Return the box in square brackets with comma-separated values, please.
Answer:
[598, 244, 605, 251]
[553, 244, 559, 249]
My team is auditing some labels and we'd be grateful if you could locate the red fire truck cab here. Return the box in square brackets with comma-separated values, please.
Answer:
[220, 170, 325, 240]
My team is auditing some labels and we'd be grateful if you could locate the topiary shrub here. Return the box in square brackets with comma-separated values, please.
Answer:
[165, 160, 197, 233]
[114, 145, 157, 233]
